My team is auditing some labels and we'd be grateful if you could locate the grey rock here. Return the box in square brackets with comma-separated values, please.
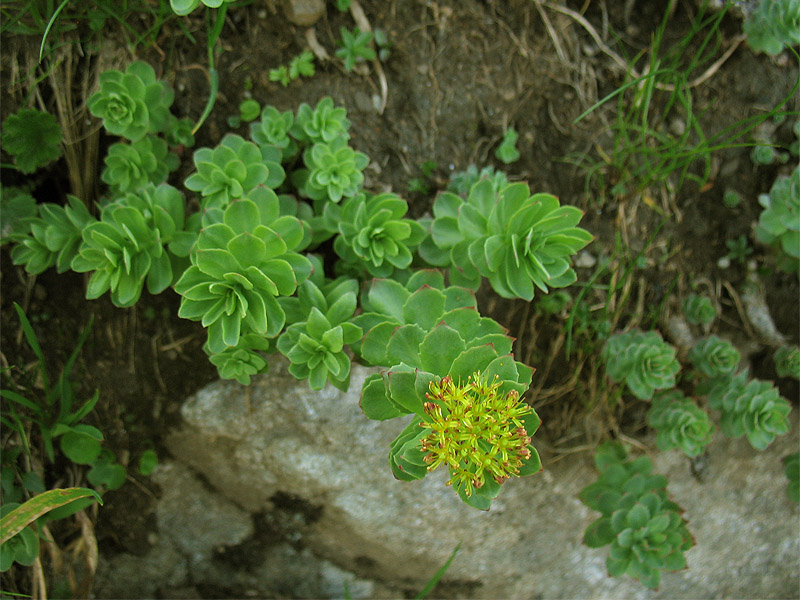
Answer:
[152, 461, 254, 563]
[282, 0, 325, 27]
[93, 539, 188, 599]
[166, 355, 800, 599]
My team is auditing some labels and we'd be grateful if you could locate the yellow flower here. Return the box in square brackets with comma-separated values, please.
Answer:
[419, 372, 533, 497]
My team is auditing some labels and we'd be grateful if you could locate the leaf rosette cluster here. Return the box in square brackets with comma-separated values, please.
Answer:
[326, 192, 427, 277]
[706, 370, 791, 450]
[688, 335, 740, 378]
[207, 333, 272, 385]
[250, 106, 297, 161]
[185, 134, 284, 210]
[87, 61, 173, 141]
[420, 179, 592, 300]
[300, 136, 368, 203]
[774, 345, 800, 380]
[447, 165, 509, 198]
[290, 97, 351, 145]
[681, 293, 716, 325]
[579, 442, 694, 589]
[743, 0, 800, 55]
[277, 270, 362, 391]
[72, 183, 186, 307]
[602, 329, 680, 400]
[755, 165, 800, 274]
[101, 136, 178, 194]
[646, 390, 714, 457]
[174, 188, 311, 354]
[10, 196, 95, 275]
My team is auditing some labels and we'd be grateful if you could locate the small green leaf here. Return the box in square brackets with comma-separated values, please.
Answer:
[361, 373, 406, 419]
[138, 449, 158, 476]
[584, 517, 616, 548]
[387, 370, 425, 415]
[386, 324, 426, 367]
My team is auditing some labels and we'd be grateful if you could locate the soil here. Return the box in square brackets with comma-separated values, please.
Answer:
[1, 0, 798, 597]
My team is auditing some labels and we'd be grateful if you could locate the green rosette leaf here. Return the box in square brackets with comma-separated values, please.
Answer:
[175, 191, 311, 353]
[646, 390, 714, 457]
[424, 180, 592, 299]
[101, 135, 178, 194]
[71, 185, 185, 307]
[743, 0, 800, 55]
[290, 96, 351, 145]
[681, 293, 716, 325]
[87, 61, 173, 141]
[333, 192, 427, 277]
[579, 443, 694, 588]
[706, 370, 792, 450]
[755, 165, 800, 274]
[11, 196, 95, 275]
[185, 134, 280, 211]
[688, 335, 740, 378]
[774, 345, 800, 380]
[602, 329, 680, 400]
[301, 135, 369, 204]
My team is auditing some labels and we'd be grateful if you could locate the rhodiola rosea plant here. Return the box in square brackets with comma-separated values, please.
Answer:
[4, 59, 594, 510]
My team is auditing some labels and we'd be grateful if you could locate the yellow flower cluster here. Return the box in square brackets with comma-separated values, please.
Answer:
[420, 372, 533, 497]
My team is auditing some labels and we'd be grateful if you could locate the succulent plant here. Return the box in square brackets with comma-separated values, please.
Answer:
[774, 345, 800, 379]
[494, 127, 520, 164]
[10, 196, 96, 275]
[706, 370, 791, 450]
[0, 187, 37, 244]
[743, 0, 800, 55]
[277, 274, 362, 391]
[784, 452, 800, 503]
[420, 179, 592, 299]
[688, 335, 740, 378]
[755, 164, 800, 274]
[290, 97, 351, 145]
[164, 115, 196, 148]
[646, 390, 714, 457]
[681, 293, 716, 325]
[169, 0, 236, 15]
[250, 106, 297, 161]
[602, 329, 680, 400]
[174, 188, 311, 353]
[207, 333, 272, 385]
[101, 136, 178, 194]
[335, 27, 376, 72]
[299, 136, 369, 203]
[184, 134, 284, 210]
[71, 184, 186, 307]
[326, 192, 427, 277]
[87, 61, 173, 141]
[2, 108, 63, 174]
[579, 442, 694, 590]
[447, 165, 509, 198]
[352, 272, 539, 508]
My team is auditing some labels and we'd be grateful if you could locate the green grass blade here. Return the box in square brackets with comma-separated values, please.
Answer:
[39, 0, 73, 62]
[414, 542, 461, 600]
[13, 303, 50, 393]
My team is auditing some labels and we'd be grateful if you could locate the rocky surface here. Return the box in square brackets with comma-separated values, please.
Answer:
[96, 356, 800, 598]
